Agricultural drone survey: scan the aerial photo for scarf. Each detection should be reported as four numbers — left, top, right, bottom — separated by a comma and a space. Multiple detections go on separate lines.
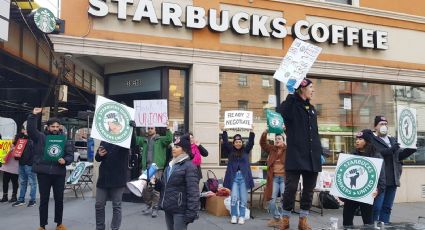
191, 144, 202, 166
167, 153, 189, 181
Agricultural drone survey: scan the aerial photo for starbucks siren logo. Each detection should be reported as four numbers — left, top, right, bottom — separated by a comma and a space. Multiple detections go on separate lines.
398, 108, 416, 147
270, 116, 280, 128
335, 157, 378, 199
34, 8, 56, 33
48, 144, 62, 157
70, 163, 85, 183
95, 102, 131, 144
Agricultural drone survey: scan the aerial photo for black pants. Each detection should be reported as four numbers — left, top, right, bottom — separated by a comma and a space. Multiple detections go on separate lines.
37, 173, 66, 227
2, 172, 18, 196
343, 199, 373, 226
282, 171, 318, 211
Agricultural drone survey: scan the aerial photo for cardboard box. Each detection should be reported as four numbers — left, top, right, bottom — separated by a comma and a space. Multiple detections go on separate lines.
205, 196, 230, 217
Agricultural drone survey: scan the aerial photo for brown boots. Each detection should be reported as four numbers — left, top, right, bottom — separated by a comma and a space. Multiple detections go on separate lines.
279, 216, 311, 230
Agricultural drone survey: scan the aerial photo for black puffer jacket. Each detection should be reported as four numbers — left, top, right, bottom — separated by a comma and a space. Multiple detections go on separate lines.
27, 114, 74, 176
95, 141, 129, 188
160, 156, 199, 224
279, 93, 322, 172
13, 133, 34, 166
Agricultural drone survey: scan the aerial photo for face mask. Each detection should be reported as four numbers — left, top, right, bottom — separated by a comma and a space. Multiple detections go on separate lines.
379, 125, 388, 135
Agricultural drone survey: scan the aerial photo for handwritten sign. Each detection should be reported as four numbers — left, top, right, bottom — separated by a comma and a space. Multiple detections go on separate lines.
224, 111, 253, 130
397, 106, 417, 149
134, 100, 168, 127
0, 140, 13, 164
273, 38, 322, 89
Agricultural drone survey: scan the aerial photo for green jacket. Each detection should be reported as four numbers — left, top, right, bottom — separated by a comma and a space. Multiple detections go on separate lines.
136, 130, 172, 170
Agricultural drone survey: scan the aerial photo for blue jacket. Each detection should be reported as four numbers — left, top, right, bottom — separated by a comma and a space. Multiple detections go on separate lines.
222, 131, 255, 190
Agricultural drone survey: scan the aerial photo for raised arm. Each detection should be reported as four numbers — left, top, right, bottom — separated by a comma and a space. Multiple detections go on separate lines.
198, 145, 209, 157
245, 131, 255, 153
159, 129, 173, 147
278, 94, 296, 123
260, 130, 272, 154
27, 108, 44, 142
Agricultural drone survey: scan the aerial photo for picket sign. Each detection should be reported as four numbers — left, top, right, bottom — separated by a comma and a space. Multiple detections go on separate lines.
224, 111, 253, 130
397, 106, 417, 149
134, 99, 168, 127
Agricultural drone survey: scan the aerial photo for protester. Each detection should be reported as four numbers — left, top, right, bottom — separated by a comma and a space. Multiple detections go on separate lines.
222, 128, 255, 225
28, 108, 74, 230
12, 123, 37, 207
189, 132, 208, 180
371, 116, 416, 223
259, 129, 287, 227
341, 129, 386, 227
95, 141, 129, 230
136, 126, 172, 218
160, 134, 199, 230
278, 78, 322, 230
0, 146, 19, 203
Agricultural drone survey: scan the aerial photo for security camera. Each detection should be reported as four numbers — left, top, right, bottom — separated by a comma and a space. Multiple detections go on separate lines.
64, 53, 73, 58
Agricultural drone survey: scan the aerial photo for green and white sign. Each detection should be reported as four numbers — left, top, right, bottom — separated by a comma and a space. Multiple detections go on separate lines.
330, 153, 383, 205
397, 106, 417, 149
266, 110, 285, 134
34, 8, 56, 33
43, 135, 66, 161
66, 162, 87, 184
91, 96, 135, 149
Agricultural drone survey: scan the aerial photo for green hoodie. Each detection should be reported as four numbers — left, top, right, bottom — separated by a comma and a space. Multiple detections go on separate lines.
136, 129, 172, 170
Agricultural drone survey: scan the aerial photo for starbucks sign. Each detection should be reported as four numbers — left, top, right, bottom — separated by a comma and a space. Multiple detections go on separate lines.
66, 162, 87, 184
34, 8, 56, 33
330, 153, 383, 205
397, 106, 417, 149
48, 144, 63, 157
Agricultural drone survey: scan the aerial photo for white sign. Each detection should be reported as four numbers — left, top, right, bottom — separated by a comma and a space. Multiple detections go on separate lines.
134, 100, 168, 127
330, 153, 383, 205
91, 96, 135, 149
343, 98, 352, 110
397, 106, 417, 149
224, 110, 253, 130
268, 95, 277, 108
273, 39, 322, 89
66, 162, 87, 185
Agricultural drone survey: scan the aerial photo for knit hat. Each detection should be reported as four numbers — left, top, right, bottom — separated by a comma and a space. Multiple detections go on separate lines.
174, 134, 192, 155
47, 117, 61, 126
296, 78, 313, 89
374, 115, 388, 127
355, 129, 374, 143
233, 134, 242, 143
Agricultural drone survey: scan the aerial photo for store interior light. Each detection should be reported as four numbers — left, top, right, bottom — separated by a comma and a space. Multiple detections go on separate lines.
173, 92, 182, 97
169, 85, 177, 91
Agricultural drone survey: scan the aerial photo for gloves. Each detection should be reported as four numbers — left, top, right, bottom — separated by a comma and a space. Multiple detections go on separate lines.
286, 79, 297, 94
129, 120, 136, 128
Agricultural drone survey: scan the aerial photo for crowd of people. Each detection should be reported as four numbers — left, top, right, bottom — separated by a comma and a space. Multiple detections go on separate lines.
0, 78, 417, 230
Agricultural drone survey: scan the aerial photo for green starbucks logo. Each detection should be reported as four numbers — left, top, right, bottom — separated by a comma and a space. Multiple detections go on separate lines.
34, 8, 56, 33
398, 109, 416, 147
335, 157, 377, 199
48, 144, 62, 157
95, 102, 131, 144
70, 163, 85, 182
270, 117, 280, 128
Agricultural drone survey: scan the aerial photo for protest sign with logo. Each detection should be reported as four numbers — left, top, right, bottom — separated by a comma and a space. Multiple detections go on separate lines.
224, 111, 253, 130
0, 140, 13, 164
12, 138, 28, 158
397, 106, 417, 149
134, 99, 168, 127
91, 96, 135, 149
273, 38, 322, 89
330, 153, 383, 205
66, 162, 87, 184
266, 110, 285, 134
44, 135, 66, 161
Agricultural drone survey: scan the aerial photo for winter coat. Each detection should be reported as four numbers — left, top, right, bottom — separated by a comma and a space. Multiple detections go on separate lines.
350, 149, 386, 195
222, 131, 255, 190
259, 131, 287, 202
160, 156, 199, 224
371, 133, 416, 187
13, 134, 34, 166
27, 114, 74, 176
95, 141, 129, 188
0, 151, 19, 174
191, 144, 208, 180
136, 130, 172, 170
279, 93, 322, 172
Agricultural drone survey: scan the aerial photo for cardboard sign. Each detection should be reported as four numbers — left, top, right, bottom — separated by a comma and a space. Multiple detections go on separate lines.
0, 140, 13, 164
397, 106, 417, 149
134, 99, 168, 127
224, 111, 253, 130
12, 138, 28, 158
273, 38, 322, 89
43, 135, 66, 161
330, 153, 383, 205
66, 162, 87, 184
91, 96, 135, 149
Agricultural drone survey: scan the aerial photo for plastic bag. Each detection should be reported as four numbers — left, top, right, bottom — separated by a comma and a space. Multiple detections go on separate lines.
266, 110, 284, 134
224, 196, 250, 220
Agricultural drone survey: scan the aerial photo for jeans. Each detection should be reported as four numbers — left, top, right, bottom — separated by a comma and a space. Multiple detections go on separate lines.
95, 187, 125, 230
165, 212, 188, 230
282, 171, 318, 217
18, 165, 37, 202
373, 185, 397, 223
2, 172, 18, 196
37, 173, 66, 227
343, 199, 373, 226
230, 171, 248, 218
269, 176, 285, 219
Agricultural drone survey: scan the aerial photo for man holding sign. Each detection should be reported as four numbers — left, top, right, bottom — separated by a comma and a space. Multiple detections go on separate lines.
28, 108, 74, 230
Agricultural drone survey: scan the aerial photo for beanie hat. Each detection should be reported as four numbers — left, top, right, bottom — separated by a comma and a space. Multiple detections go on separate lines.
296, 78, 313, 90
233, 134, 242, 143
355, 129, 374, 143
46, 117, 61, 126
374, 115, 388, 127
174, 134, 192, 155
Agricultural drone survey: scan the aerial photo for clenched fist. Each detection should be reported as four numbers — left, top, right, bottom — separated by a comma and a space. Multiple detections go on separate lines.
33, 107, 42, 115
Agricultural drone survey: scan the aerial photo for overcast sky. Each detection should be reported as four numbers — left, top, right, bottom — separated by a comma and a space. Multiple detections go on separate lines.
34, 0, 60, 17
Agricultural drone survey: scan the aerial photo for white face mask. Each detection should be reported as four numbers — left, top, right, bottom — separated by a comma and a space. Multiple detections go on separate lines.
379, 125, 388, 135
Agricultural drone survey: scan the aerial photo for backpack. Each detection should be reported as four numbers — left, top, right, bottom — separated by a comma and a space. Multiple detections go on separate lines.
319, 192, 340, 209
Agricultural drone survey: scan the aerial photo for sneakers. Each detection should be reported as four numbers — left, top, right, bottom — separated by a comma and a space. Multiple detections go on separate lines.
231, 216, 237, 224
238, 217, 245, 225
141, 206, 151, 215
267, 218, 281, 227
28, 201, 36, 207
56, 224, 68, 230
8, 196, 17, 203
151, 208, 158, 218
12, 201, 25, 207
0, 195, 8, 202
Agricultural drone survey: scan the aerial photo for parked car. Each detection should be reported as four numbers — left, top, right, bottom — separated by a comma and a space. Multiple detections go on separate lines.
74, 140, 88, 161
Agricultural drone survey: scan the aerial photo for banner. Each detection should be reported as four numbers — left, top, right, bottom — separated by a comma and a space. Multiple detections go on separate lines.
66, 162, 87, 184
397, 106, 417, 149
224, 111, 253, 130
273, 38, 322, 89
134, 99, 168, 127
43, 135, 66, 161
12, 138, 28, 158
0, 140, 13, 164
330, 153, 383, 205
91, 96, 135, 149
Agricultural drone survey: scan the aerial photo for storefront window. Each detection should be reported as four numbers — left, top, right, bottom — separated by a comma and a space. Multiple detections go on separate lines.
168, 69, 187, 133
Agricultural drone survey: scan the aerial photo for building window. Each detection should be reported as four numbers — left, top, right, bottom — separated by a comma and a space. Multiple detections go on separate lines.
238, 74, 248, 87
168, 69, 187, 133
238, 100, 248, 110
262, 75, 271, 88
359, 107, 370, 124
